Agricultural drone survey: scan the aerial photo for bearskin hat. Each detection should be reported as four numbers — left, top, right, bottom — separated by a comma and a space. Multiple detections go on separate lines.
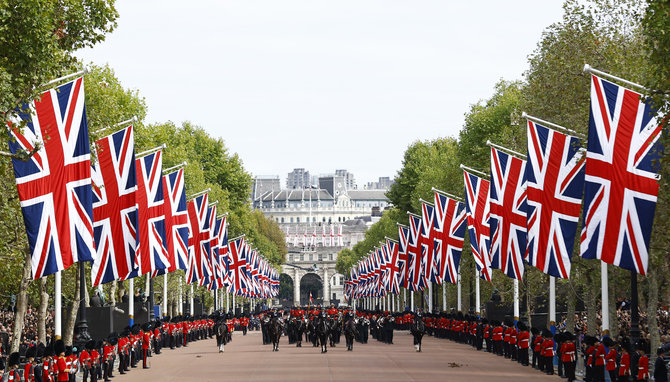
54, 339, 65, 355
25, 346, 37, 359
562, 331, 575, 341
583, 335, 597, 346
86, 340, 96, 351
516, 321, 527, 331
541, 328, 553, 338
602, 337, 615, 348
8, 352, 20, 367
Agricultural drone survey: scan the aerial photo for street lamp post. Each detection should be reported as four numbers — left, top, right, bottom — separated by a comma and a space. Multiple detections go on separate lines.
74, 262, 91, 344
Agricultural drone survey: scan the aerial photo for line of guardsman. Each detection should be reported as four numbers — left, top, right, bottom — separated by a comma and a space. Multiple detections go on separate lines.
265, 306, 423, 352
418, 312, 668, 382
1, 315, 221, 382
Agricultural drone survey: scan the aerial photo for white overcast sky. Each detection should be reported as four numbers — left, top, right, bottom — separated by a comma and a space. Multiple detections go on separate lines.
77, 0, 565, 186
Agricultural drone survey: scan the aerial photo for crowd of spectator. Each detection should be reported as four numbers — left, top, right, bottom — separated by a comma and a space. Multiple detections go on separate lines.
0, 307, 55, 361
557, 302, 670, 346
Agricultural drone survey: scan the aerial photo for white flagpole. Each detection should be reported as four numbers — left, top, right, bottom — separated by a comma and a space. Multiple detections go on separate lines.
513, 279, 520, 319
226, 291, 229, 313
442, 283, 447, 311
456, 269, 463, 312
457, 271, 462, 311
476, 269, 481, 315
391, 294, 395, 312
55, 271, 62, 339
163, 274, 168, 318
549, 276, 556, 327
178, 277, 183, 314
410, 291, 415, 312
601, 262, 609, 333
190, 284, 194, 315
129, 278, 134, 325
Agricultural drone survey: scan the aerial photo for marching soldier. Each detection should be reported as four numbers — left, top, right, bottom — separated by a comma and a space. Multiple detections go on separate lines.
636, 341, 649, 382
531, 327, 542, 369
604, 337, 618, 382
142, 323, 152, 369
24, 346, 37, 382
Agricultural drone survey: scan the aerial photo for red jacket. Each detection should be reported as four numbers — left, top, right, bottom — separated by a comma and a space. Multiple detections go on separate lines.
560, 342, 576, 363
25, 363, 35, 382
594, 343, 607, 366
637, 354, 649, 380
56, 357, 68, 382
618, 353, 630, 376
605, 348, 617, 371
541, 338, 555, 357
142, 332, 151, 350
533, 336, 543, 352
517, 331, 530, 349
492, 327, 503, 341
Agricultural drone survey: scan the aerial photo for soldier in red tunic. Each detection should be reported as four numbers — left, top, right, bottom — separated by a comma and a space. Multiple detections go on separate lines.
541, 329, 555, 375
619, 342, 631, 382
6, 352, 22, 382
142, 323, 153, 369
531, 327, 542, 369
603, 337, 618, 382
25, 346, 37, 382
516, 322, 530, 366
637, 341, 649, 382
560, 332, 577, 382
54, 340, 70, 382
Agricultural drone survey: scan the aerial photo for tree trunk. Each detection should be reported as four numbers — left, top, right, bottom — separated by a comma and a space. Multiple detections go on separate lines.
646, 266, 660, 366
586, 271, 598, 336
37, 277, 49, 344
566, 281, 576, 334
62, 265, 80, 345
10, 250, 33, 353
110, 281, 117, 306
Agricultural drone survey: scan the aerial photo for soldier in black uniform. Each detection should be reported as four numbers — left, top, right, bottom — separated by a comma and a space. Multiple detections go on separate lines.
383, 313, 394, 344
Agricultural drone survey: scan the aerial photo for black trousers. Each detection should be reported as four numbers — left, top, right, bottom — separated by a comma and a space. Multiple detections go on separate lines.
518, 348, 529, 366
545, 356, 554, 374
564, 361, 576, 382
592, 365, 605, 381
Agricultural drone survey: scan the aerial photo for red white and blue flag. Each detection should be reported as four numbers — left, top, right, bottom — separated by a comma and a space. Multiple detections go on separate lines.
463, 171, 492, 281
135, 150, 170, 276
580, 75, 663, 275
162, 168, 189, 273
386, 239, 401, 294
433, 191, 467, 284
90, 125, 138, 285
186, 193, 210, 284
227, 237, 250, 295
406, 214, 425, 291
8, 77, 96, 279
420, 202, 438, 284
489, 147, 527, 280
397, 225, 409, 288
526, 120, 585, 278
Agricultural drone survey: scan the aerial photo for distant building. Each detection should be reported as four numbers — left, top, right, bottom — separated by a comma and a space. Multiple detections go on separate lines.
335, 169, 356, 190
287, 168, 311, 189
366, 176, 394, 190
252, 176, 281, 201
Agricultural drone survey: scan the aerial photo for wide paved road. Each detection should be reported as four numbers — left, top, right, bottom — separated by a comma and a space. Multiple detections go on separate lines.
120, 330, 561, 382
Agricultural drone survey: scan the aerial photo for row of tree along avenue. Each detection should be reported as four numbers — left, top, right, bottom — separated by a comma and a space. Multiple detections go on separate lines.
337, 0, 670, 364
0, 0, 287, 354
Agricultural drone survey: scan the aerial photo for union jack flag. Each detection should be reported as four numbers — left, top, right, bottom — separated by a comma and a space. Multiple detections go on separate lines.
397, 225, 409, 288
580, 75, 663, 275
162, 169, 189, 273
526, 120, 585, 278
203, 204, 219, 288
463, 171, 492, 281
135, 150, 170, 276
386, 239, 401, 294
420, 202, 438, 283
8, 77, 95, 279
90, 125, 138, 286
186, 193, 210, 284
489, 147, 527, 280
433, 191, 467, 284
217, 216, 230, 287
228, 237, 250, 295
407, 214, 426, 291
